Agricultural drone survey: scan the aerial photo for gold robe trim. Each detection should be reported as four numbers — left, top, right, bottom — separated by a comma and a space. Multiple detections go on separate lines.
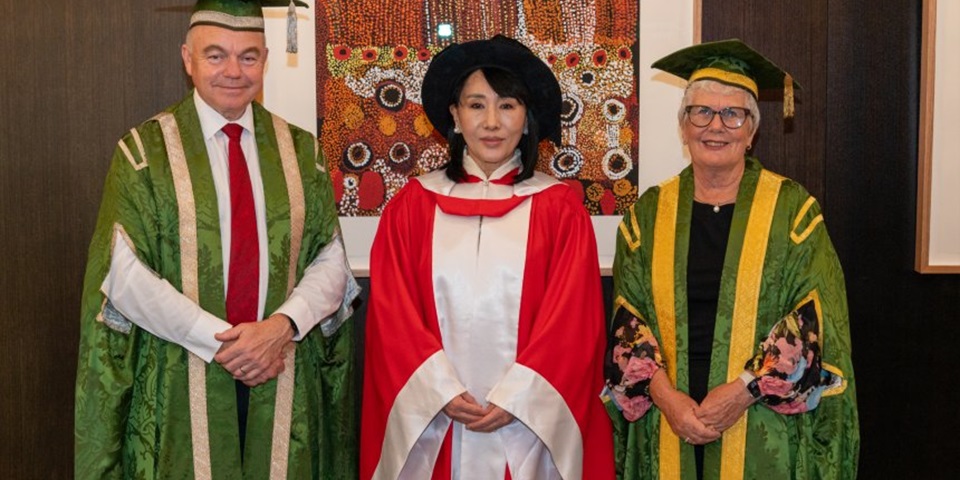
619, 203, 642, 252
720, 169, 783, 480
155, 111, 213, 480
653, 176, 681, 479
268, 113, 303, 480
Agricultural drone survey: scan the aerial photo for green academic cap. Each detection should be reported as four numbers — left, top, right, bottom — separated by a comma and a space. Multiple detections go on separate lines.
190, 0, 309, 53
651, 39, 802, 118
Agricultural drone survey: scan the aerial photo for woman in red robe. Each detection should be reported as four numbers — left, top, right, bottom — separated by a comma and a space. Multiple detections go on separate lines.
360, 35, 615, 480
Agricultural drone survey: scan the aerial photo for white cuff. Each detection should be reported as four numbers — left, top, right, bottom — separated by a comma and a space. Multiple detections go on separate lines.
273, 296, 310, 341
183, 312, 230, 362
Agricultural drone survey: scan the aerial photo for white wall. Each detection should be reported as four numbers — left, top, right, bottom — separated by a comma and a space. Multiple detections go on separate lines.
929, 0, 960, 266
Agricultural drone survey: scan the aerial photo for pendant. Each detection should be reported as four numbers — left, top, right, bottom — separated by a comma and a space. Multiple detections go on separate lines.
713, 204, 720, 213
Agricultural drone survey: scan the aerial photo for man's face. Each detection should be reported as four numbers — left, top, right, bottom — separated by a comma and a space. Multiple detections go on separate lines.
181, 25, 267, 120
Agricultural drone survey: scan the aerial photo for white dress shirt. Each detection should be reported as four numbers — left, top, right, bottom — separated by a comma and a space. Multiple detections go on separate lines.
100, 91, 350, 362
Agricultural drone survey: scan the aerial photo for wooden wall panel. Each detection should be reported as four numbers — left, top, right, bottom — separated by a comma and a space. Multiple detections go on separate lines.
703, 0, 960, 477
824, 1, 960, 476
0, 2, 190, 478
701, 0, 829, 199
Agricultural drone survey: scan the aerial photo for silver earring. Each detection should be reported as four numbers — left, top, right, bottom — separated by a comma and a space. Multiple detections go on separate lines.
523, 125, 529, 134
453, 125, 461, 134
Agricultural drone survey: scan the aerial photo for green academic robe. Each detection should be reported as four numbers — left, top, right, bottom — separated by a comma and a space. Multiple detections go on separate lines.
609, 157, 859, 480
75, 94, 355, 479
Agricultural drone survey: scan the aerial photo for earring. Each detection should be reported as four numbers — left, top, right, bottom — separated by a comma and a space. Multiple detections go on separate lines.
453, 124, 461, 134
523, 124, 529, 134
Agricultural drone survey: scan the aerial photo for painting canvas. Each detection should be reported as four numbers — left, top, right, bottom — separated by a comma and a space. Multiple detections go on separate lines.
315, 0, 640, 216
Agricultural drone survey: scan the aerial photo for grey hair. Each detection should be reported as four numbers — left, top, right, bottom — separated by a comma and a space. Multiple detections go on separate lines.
678, 79, 760, 135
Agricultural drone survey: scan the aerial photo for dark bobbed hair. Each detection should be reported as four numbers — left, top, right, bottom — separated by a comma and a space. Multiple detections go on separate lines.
443, 66, 541, 184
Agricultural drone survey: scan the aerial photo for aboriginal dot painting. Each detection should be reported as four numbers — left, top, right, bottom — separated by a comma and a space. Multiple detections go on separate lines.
316, 0, 639, 215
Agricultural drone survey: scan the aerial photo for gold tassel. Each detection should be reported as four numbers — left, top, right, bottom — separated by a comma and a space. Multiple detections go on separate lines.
783, 73, 795, 118
286, 0, 297, 54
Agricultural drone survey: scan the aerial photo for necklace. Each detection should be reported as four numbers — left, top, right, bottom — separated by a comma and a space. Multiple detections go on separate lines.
694, 195, 733, 213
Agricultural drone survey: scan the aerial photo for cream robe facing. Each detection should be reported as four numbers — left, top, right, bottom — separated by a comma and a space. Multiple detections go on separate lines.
403, 156, 560, 480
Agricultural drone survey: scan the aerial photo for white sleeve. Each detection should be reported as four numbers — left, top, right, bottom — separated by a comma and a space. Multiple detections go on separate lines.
100, 236, 231, 362
272, 233, 350, 339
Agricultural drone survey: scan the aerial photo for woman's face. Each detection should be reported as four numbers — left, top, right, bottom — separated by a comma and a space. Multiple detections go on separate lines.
449, 70, 528, 176
681, 87, 755, 172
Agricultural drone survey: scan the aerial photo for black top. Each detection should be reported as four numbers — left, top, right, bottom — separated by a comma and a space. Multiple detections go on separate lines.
687, 200, 734, 480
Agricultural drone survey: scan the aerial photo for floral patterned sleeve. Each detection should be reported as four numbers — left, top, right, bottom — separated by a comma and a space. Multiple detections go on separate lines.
743, 298, 843, 415
604, 306, 664, 421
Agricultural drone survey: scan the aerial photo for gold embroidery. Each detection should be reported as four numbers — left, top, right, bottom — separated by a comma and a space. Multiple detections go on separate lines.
271, 346, 297, 480
269, 114, 303, 478
187, 355, 211, 480
618, 205, 641, 251
791, 215, 823, 244
117, 135, 147, 171
618, 221, 638, 251
690, 67, 759, 97
790, 196, 823, 244
156, 112, 211, 480
96, 297, 107, 324
273, 115, 305, 298
795, 291, 847, 397
821, 363, 848, 396
792, 196, 816, 230
131, 127, 148, 165
721, 170, 782, 480
613, 295, 645, 320
794, 290, 824, 345
652, 177, 681, 480
790, 197, 823, 245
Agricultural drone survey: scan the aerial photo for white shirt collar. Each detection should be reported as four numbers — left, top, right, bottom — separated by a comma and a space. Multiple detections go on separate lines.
462, 149, 522, 181
193, 89, 255, 140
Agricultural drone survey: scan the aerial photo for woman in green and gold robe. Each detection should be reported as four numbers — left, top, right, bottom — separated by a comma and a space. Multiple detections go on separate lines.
604, 39, 859, 480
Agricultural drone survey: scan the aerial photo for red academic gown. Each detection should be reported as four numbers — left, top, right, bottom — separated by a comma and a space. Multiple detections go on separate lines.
360, 162, 615, 480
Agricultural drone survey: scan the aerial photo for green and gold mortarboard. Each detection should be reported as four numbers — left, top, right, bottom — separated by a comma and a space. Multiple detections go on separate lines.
651, 39, 802, 118
190, 0, 308, 53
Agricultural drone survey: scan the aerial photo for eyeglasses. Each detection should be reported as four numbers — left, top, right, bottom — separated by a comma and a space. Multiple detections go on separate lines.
684, 105, 752, 129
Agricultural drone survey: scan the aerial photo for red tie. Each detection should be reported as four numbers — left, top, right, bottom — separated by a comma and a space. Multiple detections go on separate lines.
222, 123, 259, 325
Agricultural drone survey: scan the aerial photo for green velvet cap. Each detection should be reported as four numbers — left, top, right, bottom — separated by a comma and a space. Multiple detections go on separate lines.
190, 0, 307, 32
652, 39, 801, 117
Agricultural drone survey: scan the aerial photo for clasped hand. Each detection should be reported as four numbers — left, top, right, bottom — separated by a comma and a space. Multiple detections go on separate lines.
442, 392, 515, 433
213, 314, 296, 387
651, 370, 753, 445
695, 379, 756, 434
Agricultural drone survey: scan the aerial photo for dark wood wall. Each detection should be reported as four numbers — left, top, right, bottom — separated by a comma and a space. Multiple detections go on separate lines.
0, 1, 191, 477
1, 1, 957, 478
702, 0, 960, 477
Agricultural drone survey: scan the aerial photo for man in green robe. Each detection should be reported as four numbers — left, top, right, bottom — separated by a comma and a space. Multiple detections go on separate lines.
75, 1, 358, 478
604, 40, 859, 480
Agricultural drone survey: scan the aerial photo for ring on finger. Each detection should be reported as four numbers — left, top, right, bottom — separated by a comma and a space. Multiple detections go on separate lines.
239, 365, 246, 374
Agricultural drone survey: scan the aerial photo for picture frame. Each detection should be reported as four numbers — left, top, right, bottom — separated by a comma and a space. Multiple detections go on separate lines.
262, 1, 701, 276
916, 0, 960, 273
